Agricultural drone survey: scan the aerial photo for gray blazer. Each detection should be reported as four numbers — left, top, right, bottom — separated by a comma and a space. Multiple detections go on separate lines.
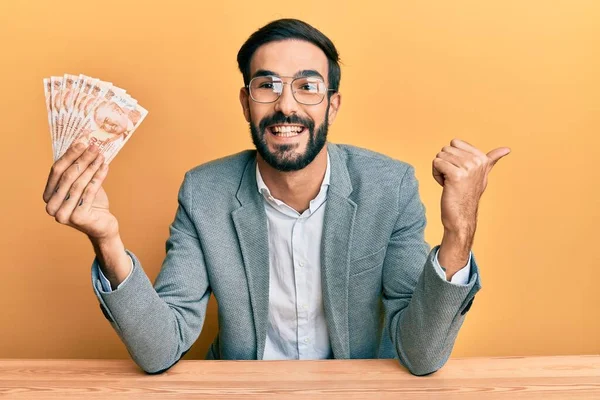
92, 143, 481, 375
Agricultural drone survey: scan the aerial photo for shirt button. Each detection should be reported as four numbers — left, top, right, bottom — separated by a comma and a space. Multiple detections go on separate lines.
298, 262, 304, 268
304, 338, 310, 344
302, 304, 308, 309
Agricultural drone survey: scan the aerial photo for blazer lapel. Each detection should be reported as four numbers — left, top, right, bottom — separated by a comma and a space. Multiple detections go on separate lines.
231, 154, 270, 360
321, 144, 356, 359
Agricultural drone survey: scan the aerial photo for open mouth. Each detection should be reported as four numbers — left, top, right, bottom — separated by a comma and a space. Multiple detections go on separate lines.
268, 124, 306, 138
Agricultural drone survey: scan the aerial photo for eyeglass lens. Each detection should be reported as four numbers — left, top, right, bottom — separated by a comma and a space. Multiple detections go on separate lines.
249, 76, 328, 105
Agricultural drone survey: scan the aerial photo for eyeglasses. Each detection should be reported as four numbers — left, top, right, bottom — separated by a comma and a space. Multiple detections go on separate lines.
247, 75, 335, 105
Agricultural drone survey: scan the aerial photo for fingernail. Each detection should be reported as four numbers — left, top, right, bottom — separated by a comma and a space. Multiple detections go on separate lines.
65, 193, 70, 201
75, 143, 85, 151
89, 144, 99, 153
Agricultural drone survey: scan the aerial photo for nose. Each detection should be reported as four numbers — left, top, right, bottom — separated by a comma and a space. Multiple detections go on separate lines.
274, 82, 299, 116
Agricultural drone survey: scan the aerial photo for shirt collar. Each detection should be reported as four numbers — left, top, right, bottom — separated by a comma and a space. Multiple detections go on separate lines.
256, 151, 331, 212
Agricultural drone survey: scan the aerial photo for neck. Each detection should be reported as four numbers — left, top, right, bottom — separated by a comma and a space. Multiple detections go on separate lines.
257, 144, 328, 213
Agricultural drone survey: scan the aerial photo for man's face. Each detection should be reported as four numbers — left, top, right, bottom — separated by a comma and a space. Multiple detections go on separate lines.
94, 102, 128, 137
240, 40, 340, 172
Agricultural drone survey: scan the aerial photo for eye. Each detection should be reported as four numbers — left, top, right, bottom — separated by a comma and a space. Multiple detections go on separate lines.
295, 78, 324, 93
258, 82, 274, 89
299, 83, 318, 91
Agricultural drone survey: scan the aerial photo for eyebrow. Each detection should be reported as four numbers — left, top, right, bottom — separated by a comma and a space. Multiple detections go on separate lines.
252, 69, 325, 80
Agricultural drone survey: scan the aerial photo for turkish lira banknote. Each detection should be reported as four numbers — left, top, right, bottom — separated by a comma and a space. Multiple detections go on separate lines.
43, 74, 148, 163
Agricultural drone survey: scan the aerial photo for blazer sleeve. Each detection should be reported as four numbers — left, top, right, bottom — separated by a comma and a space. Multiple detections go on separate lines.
382, 165, 481, 376
91, 172, 211, 374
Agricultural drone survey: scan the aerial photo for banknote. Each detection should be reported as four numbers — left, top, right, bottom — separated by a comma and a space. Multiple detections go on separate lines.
62, 81, 114, 157
104, 104, 148, 164
74, 91, 148, 162
61, 75, 87, 150
57, 74, 79, 154
43, 74, 147, 164
62, 76, 99, 153
43, 79, 54, 159
50, 77, 63, 159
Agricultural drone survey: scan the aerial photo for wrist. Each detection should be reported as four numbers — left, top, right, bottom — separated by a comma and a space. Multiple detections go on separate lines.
442, 227, 473, 245
89, 232, 122, 250
89, 234, 131, 289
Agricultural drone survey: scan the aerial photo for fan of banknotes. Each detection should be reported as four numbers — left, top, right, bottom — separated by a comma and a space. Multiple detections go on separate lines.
43, 74, 148, 164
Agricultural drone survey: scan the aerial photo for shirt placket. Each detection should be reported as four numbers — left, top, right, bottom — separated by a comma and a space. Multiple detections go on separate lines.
292, 215, 311, 359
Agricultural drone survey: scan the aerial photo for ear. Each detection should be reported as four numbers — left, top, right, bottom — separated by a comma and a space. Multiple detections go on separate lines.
327, 92, 342, 125
239, 87, 251, 123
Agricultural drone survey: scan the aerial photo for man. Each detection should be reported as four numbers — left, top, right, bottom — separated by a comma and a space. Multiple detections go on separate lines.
43, 19, 509, 375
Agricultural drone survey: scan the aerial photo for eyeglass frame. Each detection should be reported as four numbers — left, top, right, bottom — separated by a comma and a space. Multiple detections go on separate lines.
245, 75, 337, 106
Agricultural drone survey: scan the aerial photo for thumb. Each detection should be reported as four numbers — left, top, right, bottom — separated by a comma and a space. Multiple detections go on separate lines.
487, 147, 511, 167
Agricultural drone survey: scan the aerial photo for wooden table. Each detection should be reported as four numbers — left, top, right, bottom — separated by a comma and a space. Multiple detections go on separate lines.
0, 356, 598, 399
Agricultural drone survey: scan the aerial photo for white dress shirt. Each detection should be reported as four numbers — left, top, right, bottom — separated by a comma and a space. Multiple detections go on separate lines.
259, 154, 333, 359
99, 151, 472, 360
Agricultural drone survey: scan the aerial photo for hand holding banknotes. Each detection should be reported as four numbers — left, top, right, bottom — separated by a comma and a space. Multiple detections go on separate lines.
43, 142, 115, 239
42, 74, 147, 288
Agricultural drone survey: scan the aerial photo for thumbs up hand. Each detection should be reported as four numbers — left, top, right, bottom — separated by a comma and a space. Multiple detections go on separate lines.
432, 138, 510, 277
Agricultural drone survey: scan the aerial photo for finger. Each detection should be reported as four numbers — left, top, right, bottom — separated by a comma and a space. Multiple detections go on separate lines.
54, 153, 104, 225
43, 142, 87, 202
432, 159, 445, 186
441, 145, 471, 158
487, 147, 511, 167
443, 145, 491, 171
70, 163, 109, 223
432, 157, 460, 186
45, 145, 100, 217
438, 147, 468, 169
450, 138, 485, 157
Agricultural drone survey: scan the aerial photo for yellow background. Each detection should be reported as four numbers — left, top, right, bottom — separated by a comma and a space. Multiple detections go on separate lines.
0, 0, 598, 360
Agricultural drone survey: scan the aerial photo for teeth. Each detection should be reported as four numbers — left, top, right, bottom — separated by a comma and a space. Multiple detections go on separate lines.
272, 125, 303, 134
275, 131, 299, 137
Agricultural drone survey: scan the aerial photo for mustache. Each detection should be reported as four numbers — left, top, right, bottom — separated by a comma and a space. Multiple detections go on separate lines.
258, 112, 315, 134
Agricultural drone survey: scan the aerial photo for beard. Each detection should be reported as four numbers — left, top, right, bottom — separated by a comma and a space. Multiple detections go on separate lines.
249, 107, 329, 172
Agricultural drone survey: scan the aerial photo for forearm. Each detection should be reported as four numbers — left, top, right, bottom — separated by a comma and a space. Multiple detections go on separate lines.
91, 250, 211, 373
90, 234, 132, 290
92, 259, 194, 373
390, 247, 479, 375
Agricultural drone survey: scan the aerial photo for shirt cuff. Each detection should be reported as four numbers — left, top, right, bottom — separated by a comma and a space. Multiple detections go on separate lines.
98, 255, 135, 292
434, 248, 471, 285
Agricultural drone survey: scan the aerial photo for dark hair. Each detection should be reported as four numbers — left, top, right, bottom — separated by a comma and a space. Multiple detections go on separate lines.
237, 19, 341, 95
